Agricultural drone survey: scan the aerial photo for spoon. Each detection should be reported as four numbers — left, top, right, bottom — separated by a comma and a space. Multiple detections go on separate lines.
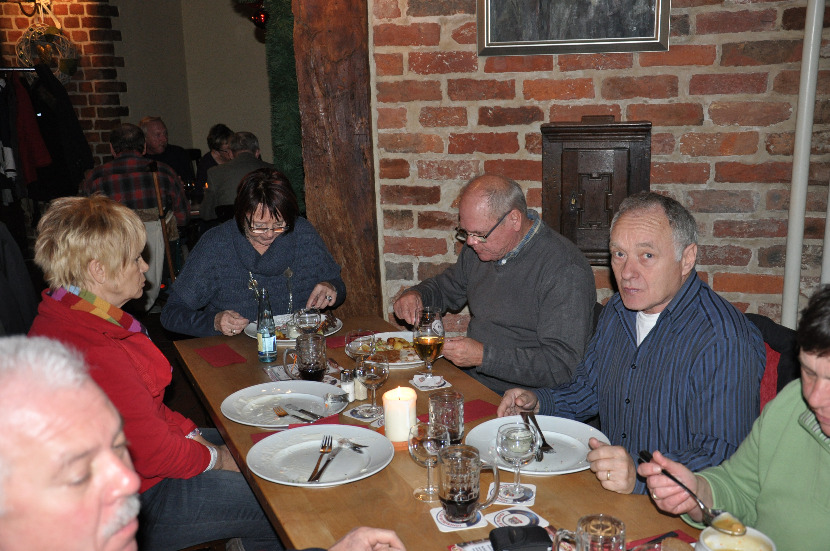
638, 451, 746, 536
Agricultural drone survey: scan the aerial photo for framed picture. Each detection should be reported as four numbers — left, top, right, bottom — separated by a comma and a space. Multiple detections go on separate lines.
476, 0, 670, 56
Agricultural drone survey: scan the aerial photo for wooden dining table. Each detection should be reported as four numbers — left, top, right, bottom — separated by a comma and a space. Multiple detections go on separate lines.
173, 315, 699, 550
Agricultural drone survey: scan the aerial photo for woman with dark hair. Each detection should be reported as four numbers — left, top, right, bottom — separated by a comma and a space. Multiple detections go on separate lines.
161, 167, 345, 337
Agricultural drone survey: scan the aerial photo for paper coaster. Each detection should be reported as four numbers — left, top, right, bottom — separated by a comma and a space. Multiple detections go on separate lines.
484, 505, 548, 528
429, 507, 489, 532
410, 376, 453, 391
342, 406, 383, 423
489, 482, 537, 506
370, 415, 385, 429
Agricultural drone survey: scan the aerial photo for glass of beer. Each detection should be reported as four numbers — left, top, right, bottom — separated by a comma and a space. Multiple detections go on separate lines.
414, 306, 444, 379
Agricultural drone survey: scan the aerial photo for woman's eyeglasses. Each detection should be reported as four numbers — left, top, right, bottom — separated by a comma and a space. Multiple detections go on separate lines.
248, 224, 287, 235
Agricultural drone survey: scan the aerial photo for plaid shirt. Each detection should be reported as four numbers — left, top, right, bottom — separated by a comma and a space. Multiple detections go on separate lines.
81, 152, 189, 225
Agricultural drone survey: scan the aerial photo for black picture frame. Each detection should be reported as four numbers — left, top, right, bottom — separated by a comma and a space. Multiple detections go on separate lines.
477, 0, 670, 56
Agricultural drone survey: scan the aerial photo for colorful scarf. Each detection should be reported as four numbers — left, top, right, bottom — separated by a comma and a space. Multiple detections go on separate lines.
50, 286, 146, 335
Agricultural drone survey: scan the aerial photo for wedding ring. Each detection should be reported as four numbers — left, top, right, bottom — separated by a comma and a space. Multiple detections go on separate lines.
652, 491, 658, 500
231, 329, 236, 334
326, 295, 333, 301
606, 470, 611, 481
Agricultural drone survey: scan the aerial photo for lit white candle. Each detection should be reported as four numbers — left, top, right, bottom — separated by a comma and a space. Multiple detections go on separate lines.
382, 386, 417, 441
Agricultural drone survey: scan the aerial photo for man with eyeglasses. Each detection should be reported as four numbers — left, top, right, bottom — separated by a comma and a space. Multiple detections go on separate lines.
200, 131, 274, 222
393, 173, 596, 395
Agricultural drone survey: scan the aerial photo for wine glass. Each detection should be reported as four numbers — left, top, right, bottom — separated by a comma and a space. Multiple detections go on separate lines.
353, 353, 389, 417
496, 421, 541, 502
345, 330, 376, 369
413, 306, 444, 378
294, 308, 322, 334
408, 422, 450, 502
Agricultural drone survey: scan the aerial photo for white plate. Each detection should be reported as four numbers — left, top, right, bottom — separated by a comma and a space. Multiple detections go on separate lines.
220, 381, 347, 428
247, 424, 395, 487
345, 331, 424, 369
243, 314, 343, 343
464, 415, 609, 476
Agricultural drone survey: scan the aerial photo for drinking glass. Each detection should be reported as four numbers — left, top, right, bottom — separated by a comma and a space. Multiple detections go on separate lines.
353, 353, 389, 417
429, 389, 464, 444
496, 421, 541, 502
408, 422, 450, 502
413, 306, 444, 378
345, 330, 376, 370
294, 308, 322, 334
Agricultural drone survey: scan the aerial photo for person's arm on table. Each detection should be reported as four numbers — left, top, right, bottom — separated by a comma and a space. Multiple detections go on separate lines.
161, 290, 238, 337
393, 290, 423, 327
638, 450, 710, 522
325, 527, 406, 551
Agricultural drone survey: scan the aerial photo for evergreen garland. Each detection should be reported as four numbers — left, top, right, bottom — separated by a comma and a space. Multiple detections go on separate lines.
236, 0, 305, 213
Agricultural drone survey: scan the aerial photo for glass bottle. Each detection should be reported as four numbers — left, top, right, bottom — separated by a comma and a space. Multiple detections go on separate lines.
257, 288, 277, 363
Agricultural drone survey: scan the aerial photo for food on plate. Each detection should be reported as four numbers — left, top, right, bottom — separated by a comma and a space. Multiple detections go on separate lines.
661, 538, 693, 551
374, 336, 420, 363
385, 337, 410, 350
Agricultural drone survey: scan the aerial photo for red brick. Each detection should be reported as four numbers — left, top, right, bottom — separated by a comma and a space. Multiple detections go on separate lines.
373, 0, 401, 19
377, 107, 406, 129
526, 187, 541, 208
757, 245, 789, 269
650, 162, 710, 184
810, 130, 830, 154
420, 107, 467, 127
483, 160, 542, 182
689, 73, 768, 95
478, 106, 543, 126
70, 30, 90, 42
448, 133, 519, 154
687, 190, 756, 213
408, 0, 475, 16
715, 161, 791, 183
627, 103, 704, 126
384, 236, 447, 257
379, 158, 410, 179
558, 53, 632, 71
373, 23, 440, 47
698, 245, 752, 266
377, 80, 442, 103
416, 160, 480, 180
377, 133, 443, 153
81, 17, 110, 29
63, 16, 81, 29
639, 45, 717, 66
721, 41, 802, 66
678, 132, 759, 156
713, 273, 783, 295
409, 51, 478, 75
419, 211, 457, 230
383, 209, 414, 230
374, 53, 403, 76
380, 184, 442, 205
766, 189, 827, 213
709, 102, 791, 126
523, 78, 594, 101
526, 133, 542, 155
814, 100, 830, 124
673, 0, 720, 6
549, 104, 622, 122
484, 56, 554, 73
70, 3, 85, 15
782, 6, 830, 30
671, 14, 691, 37
602, 75, 678, 100
452, 22, 477, 44
696, 10, 777, 34
448, 79, 516, 101
652, 133, 676, 155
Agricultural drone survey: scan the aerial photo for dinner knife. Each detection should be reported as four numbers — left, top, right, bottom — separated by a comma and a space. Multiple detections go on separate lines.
280, 405, 317, 422
296, 407, 324, 420
310, 445, 342, 482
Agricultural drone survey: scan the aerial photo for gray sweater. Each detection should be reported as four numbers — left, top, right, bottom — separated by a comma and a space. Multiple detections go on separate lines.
411, 219, 596, 395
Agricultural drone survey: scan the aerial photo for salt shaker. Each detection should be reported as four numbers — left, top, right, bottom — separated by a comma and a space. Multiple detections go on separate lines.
340, 370, 355, 402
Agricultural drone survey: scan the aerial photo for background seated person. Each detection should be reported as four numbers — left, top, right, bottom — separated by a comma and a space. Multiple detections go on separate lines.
140, 115, 196, 184
162, 168, 345, 337
194, 123, 234, 203
393, 173, 596, 395
639, 285, 830, 551
27, 196, 283, 551
499, 192, 765, 494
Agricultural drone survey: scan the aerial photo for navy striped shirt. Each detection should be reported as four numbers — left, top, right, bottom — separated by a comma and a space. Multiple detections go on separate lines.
536, 271, 765, 494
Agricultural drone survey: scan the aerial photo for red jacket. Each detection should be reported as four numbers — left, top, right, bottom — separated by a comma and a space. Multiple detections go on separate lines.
29, 291, 209, 492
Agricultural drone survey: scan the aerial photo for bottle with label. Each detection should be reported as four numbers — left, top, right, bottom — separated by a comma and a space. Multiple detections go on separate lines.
257, 288, 277, 363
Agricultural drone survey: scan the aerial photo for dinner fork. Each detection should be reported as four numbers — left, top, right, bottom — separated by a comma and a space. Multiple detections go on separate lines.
308, 435, 333, 482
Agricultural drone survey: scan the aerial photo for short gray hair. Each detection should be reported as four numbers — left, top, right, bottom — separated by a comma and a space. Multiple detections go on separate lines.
462, 173, 527, 218
610, 192, 698, 261
0, 337, 90, 513
230, 131, 259, 154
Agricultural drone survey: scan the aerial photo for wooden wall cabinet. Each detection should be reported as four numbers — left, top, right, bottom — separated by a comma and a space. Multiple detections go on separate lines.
541, 117, 652, 265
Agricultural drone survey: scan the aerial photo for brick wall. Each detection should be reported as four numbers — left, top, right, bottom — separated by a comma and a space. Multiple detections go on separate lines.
1, 0, 125, 166
372, 0, 830, 326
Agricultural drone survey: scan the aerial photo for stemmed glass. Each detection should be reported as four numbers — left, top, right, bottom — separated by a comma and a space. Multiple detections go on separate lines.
294, 308, 322, 334
345, 330, 376, 370
353, 353, 389, 417
413, 306, 444, 378
496, 421, 541, 503
408, 422, 450, 502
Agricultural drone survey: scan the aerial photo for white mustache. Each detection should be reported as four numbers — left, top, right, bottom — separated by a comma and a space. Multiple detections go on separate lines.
103, 494, 140, 539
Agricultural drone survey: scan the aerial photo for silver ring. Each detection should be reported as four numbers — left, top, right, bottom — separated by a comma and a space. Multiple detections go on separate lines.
231, 329, 236, 335
606, 470, 611, 481
652, 491, 658, 500
326, 295, 333, 301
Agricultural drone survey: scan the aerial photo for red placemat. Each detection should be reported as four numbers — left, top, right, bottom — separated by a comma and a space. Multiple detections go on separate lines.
327, 335, 346, 348
417, 399, 498, 424
195, 344, 247, 367
250, 414, 341, 443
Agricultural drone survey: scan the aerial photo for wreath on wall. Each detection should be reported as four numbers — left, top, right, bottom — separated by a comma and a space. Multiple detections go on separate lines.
15, 22, 79, 84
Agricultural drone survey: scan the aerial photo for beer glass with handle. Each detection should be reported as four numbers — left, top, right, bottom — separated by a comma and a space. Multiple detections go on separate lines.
413, 306, 444, 379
